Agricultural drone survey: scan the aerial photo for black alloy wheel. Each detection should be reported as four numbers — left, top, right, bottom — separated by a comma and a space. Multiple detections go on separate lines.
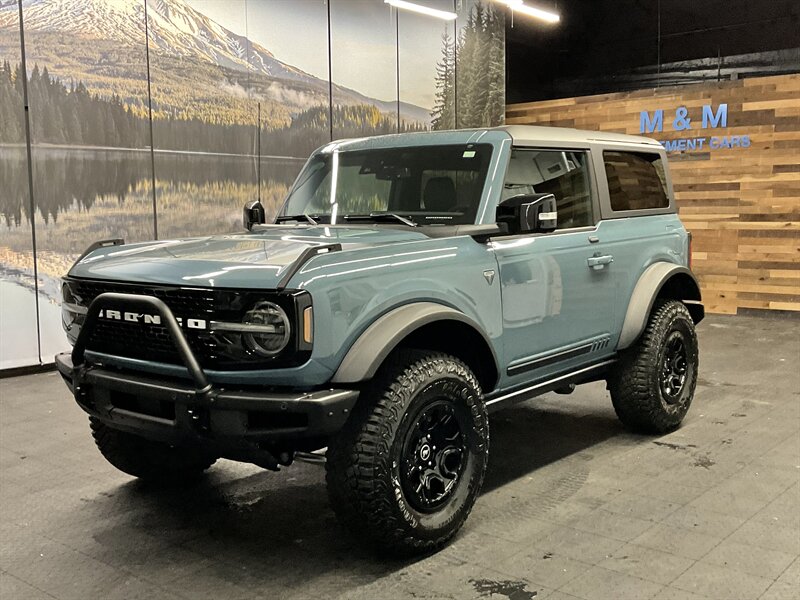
660, 331, 688, 402
400, 399, 467, 512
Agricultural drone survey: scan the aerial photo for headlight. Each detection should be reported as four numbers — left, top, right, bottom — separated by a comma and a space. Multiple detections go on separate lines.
242, 301, 291, 356
210, 301, 290, 357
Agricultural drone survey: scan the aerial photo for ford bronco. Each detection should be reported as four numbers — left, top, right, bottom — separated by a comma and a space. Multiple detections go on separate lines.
56, 125, 703, 554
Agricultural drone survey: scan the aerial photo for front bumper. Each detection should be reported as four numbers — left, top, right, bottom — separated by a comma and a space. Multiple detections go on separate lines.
57, 292, 358, 455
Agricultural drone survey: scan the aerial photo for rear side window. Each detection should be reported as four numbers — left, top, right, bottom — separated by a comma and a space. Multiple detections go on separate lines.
603, 151, 669, 211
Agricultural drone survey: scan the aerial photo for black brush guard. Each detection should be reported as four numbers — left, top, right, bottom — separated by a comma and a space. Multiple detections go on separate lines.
56, 293, 358, 467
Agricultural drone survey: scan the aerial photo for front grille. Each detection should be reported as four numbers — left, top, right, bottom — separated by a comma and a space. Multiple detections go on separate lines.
70, 280, 223, 368
67, 279, 307, 370
70, 280, 221, 315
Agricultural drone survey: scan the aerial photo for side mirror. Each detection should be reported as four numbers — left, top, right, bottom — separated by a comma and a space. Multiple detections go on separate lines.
497, 193, 557, 235
243, 199, 266, 231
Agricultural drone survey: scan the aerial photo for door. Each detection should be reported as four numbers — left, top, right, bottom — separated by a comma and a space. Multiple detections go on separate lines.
491, 148, 616, 387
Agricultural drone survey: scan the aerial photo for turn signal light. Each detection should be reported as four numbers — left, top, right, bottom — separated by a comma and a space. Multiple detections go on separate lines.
303, 306, 313, 344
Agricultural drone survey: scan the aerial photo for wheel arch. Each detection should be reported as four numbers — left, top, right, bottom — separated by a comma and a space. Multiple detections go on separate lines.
331, 302, 500, 393
618, 263, 704, 350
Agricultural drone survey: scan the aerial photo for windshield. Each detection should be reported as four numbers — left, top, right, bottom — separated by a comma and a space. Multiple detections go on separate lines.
281, 144, 493, 225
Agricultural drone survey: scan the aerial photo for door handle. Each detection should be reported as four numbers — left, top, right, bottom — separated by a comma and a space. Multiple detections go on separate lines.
587, 254, 614, 269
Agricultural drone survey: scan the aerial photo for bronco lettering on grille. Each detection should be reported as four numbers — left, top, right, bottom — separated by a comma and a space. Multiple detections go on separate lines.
97, 310, 207, 330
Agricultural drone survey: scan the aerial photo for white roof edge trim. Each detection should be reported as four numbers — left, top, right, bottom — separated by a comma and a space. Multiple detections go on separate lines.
497, 124, 662, 148
587, 137, 663, 147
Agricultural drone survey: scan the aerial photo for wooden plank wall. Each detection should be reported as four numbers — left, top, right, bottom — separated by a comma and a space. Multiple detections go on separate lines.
506, 73, 800, 314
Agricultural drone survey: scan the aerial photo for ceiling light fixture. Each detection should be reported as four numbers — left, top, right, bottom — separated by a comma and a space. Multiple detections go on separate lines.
384, 0, 458, 21
495, 0, 560, 23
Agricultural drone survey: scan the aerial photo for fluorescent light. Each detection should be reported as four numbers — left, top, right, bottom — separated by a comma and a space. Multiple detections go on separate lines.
495, 0, 560, 23
513, 3, 560, 22
384, 0, 457, 21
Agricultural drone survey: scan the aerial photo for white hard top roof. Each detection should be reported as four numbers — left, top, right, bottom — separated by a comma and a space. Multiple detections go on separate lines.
316, 124, 663, 154
495, 124, 663, 148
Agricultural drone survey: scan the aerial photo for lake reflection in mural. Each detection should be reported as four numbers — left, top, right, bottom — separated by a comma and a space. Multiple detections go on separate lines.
1, 147, 300, 276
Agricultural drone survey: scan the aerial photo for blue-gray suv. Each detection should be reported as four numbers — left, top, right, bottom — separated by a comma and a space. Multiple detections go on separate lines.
56, 125, 704, 554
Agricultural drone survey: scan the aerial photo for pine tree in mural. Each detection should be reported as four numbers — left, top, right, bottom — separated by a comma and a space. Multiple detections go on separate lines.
482, 6, 506, 126
431, 32, 456, 130
459, 4, 489, 127
431, 1, 505, 131
0, 60, 24, 144
1, 64, 427, 157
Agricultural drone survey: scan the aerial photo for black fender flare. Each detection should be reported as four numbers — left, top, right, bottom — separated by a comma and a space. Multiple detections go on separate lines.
331, 302, 499, 384
618, 263, 704, 350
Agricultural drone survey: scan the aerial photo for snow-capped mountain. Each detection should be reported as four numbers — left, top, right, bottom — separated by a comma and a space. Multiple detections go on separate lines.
0, 0, 431, 123
5, 0, 316, 83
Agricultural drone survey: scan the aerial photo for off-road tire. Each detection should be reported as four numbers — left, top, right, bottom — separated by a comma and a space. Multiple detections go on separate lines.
90, 418, 216, 481
609, 300, 699, 433
325, 350, 489, 555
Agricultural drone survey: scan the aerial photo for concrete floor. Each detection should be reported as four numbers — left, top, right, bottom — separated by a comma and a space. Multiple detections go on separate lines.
1, 313, 798, 600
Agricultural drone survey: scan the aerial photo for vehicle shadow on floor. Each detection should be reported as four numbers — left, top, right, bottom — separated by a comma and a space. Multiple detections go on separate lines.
483, 401, 625, 493
83, 398, 630, 593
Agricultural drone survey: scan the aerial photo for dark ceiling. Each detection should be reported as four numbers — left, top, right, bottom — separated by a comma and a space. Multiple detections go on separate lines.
505, 0, 800, 103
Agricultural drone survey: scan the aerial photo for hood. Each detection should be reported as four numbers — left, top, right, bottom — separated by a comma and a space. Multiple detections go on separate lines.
68, 225, 430, 288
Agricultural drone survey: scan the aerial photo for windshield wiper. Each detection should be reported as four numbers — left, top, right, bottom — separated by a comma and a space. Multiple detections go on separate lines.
343, 213, 417, 227
275, 214, 319, 225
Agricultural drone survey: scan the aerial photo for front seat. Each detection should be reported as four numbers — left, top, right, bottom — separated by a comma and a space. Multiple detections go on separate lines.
423, 177, 457, 212
501, 153, 538, 201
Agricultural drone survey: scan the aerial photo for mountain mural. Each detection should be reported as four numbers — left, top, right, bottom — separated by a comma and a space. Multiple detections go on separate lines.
0, 0, 431, 126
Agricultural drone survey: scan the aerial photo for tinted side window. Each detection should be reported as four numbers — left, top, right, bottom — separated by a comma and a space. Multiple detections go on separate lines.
502, 149, 594, 229
603, 151, 669, 211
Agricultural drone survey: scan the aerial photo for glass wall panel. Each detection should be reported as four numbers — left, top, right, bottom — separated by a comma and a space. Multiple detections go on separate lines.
149, 1, 333, 233
21, 0, 155, 361
456, 0, 505, 128
147, 0, 257, 238
244, 0, 330, 220
330, 0, 400, 139
398, 0, 456, 131
0, 3, 40, 368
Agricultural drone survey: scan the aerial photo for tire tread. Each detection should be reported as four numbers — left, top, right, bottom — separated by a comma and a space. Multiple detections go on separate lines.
325, 350, 488, 555
609, 300, 699, 433
90, 418, 216, 481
